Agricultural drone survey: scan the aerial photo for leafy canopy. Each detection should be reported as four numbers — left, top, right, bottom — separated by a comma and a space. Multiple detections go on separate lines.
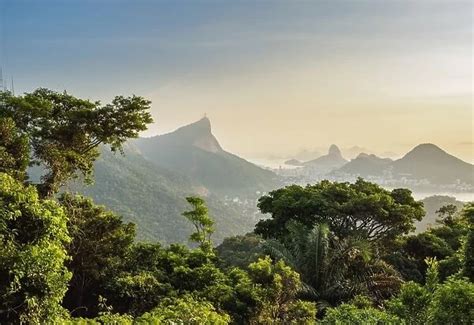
59, 194, 136, 317
255, 178, 424, 246
0, 89, 153, 197
0, 173, 71, 324
0, 118, 29, 181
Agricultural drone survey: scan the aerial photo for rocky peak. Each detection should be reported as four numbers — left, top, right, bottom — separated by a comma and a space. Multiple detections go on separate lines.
328, 144, 342, 157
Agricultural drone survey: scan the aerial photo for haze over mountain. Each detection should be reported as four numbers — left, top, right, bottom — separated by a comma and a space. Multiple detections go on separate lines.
77, 145, 259, 244
300, 145, 348, 174
416, 195, 465, 233
391, 144, 474, 185
336, 153, 393, 177
133, 117, 279, 196
332, 143, 474, 187
70, 118, 281, 244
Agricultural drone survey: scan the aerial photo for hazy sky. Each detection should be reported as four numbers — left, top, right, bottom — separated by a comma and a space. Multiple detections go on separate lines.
1, 0, 472, 162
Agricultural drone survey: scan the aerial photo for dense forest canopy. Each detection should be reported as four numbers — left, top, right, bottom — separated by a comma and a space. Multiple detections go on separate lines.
0, 89, 472, 324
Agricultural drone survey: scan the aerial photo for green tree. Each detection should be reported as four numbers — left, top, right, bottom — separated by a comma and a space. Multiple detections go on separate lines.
59, 194, 135, 317
183, 196, 215, 252
387, 281, 431, 325
263, 221, 401, 307
0, 173, 71, 324
135, 295, 231, 324
436, 204, 458, 226
255, 179, 424, 247
216, 233, 265, 269
247, 256, 317, 324
391, 206, 469, 283
321, 303, 400, 325
0, 118, 29, 181
388, 257, 474, 324
428, 277, 474, 324
0, 89, 152, 197
461, 203, 474, 281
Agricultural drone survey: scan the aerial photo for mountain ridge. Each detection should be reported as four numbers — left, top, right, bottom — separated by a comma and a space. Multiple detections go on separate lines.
333, 143, 474, 186
133, 117, 280, 196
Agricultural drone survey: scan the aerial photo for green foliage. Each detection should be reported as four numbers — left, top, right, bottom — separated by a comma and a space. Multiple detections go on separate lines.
436, 204, 458, 226
64, 313, 134, 324
247, 256, 317, 324
428, 277, 474, 324
135, 295, 231, 324
216, 233, 265, 269
103, 243, 173, 316
78, 146, 254, 244
387, 282, 431, 324
182, 196, 214, 252
416, 195, 465, 233
390, 204, 469, 283
263, 221, 402, 307
0, 117, 29, 181
388, 257, 474, 324
404, 233, 453, 261
388, 277, 474, 325
0, 89, 152, 197
59, 194, 135, 317
0, 173, 71, 324
462, 203, 474, 281
256, 178, 424, 246
322, 303, 401, 325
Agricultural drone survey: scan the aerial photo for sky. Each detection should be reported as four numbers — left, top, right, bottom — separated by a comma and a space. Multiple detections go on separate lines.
1, 0, 472, 162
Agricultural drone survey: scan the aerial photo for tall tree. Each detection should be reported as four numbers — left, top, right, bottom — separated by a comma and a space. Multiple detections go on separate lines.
255, 178, 424, 247
263, 221, 401, 307
0, 89, 153, 197
461, 203, 474, 281
58, 194, 135, 317
182, 197, 215, 252
0, 173, 71, 324
0, 117, 29, 181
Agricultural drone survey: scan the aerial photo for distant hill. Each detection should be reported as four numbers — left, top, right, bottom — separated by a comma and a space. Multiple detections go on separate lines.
133, 117, 280, 196
284, 159, 304, 166
416, 195, 465, 233
336, 153, 393, 177
302, 145, 348, 174
332, 144, 474, 187
392, 144, 474, 185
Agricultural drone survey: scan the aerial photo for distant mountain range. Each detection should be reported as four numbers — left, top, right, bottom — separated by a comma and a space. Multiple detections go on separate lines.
37, 117, 471, 244
285, 145, 348, 173
333, 143, 474, 186
336, 153, 392, 176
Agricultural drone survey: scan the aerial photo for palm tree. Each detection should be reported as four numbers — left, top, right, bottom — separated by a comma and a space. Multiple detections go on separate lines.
263, 221, 401, 309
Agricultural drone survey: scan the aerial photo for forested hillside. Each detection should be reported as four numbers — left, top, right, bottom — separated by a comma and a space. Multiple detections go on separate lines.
78, 145, 258, 244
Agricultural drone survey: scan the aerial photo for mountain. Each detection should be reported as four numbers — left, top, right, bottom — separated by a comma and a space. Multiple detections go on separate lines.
336, 153, 393, 177
70, 117, 281, 244
342, 146, 372, 160
302, 145, 348, 174
391, 144, 474, 185
415, 195, 465, 233
332, 144, 474, 187
133, 117, 280, 196
75, 144, 262, 245
284, 159, 304, 166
